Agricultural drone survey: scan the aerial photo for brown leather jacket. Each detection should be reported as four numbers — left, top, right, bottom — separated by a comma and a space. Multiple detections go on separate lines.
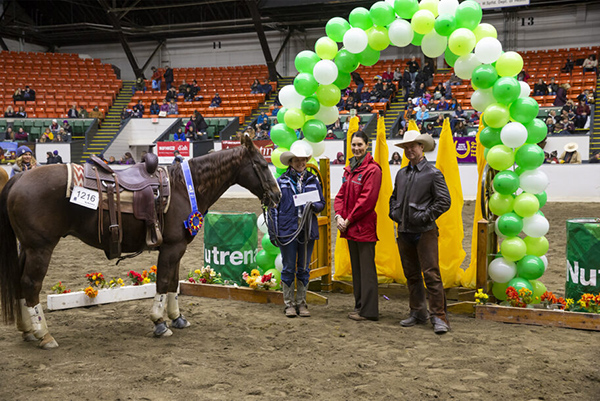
389, 157, 451, 233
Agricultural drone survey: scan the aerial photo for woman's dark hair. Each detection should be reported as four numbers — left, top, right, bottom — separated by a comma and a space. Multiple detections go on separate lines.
351, 130, 369, 144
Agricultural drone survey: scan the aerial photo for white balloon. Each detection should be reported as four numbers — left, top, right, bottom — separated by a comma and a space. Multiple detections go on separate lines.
274, 253, 283, 272
454, 53, 481, 80
290, 139, 313, 157
540, 255, 548, 269
522, 214, 550, 237
501, 122, 528, 148
256, 213, 268, 234
438, 0, 459, 15
471, 88, 495, 112
474, 37, 503, 64
313, 59, 338, 85
421, 31, 447, 58
343, 27, 368, 54
279, 85, 304, 109
304, 139, 325, 158
488, 257, 517, 283
519, 169, 549, 194
313, 105, 339, 125
388, 19, 414, 48
519, 81, 531, 98
495, 219, 507, 239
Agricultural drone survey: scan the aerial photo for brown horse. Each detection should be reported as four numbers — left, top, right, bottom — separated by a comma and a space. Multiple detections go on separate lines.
0, 135, 280, 349
0, 168, 8, 192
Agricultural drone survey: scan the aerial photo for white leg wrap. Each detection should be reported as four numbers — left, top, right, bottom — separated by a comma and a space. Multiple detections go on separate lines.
27, 303, 49, 340
166, 292, 180, 320
17, 299, 34, 334
150, 293, 166, 322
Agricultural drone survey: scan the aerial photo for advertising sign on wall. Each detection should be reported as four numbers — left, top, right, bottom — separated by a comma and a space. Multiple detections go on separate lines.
222, 139, 274, 163
156, 142, 192, 164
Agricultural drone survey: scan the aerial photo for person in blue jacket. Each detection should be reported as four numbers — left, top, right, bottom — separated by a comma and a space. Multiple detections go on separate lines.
269, 146, 325, 318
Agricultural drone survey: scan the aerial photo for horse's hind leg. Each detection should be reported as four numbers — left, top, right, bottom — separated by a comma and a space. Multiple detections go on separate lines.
20, 246, 59, 349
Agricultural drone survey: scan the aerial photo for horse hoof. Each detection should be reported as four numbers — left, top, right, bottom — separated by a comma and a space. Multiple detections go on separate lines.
153, 321, 173, 337
171, 315, 191, 329
39, 333, 59, 350
22, 331, 37, 342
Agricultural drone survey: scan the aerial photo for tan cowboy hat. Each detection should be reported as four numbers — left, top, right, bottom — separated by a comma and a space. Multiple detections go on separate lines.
280, 146, 312, 166
395, 130, 435, 152
564, 142, 578, 152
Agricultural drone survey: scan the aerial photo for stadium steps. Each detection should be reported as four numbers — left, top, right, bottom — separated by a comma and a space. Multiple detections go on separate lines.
385, 97, 406, 138
234, 77, 293, 137
590, 75, 600, 157
80, 81, 134, 162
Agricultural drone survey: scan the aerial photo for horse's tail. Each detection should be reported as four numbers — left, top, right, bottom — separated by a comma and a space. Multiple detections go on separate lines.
0, 175, 22, 324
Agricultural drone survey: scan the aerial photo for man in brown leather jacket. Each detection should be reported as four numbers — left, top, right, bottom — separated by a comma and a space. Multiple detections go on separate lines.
389, 130, 451, 334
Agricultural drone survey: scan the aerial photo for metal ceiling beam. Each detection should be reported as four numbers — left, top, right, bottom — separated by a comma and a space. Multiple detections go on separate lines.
273, 28, 292, 65
108, 1, 238, 13
118, 0, 143, 20
246, 0, 277, 82
141, 40, 165, 74
0, 37, 9, 51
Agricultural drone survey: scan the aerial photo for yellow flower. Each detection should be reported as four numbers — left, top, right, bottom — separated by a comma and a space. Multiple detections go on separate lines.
84, 286, 98, 298
142, 277, 151, 284
194, 269, 201, 275
92, 275, 97, 280
117, 278, 124, 286
251, 269, 260, 277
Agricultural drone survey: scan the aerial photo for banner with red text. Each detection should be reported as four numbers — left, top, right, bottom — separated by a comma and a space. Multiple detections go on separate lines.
156, 141, 192, 164
221, 140, 274, 163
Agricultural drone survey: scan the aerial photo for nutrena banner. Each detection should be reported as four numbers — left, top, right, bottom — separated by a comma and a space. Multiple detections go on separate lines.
156, 141, 191, 164
222, 140, 274, 162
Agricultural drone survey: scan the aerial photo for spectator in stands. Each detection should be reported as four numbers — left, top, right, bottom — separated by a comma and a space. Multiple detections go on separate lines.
422, 60, 435, 87
168, 100, 179, 115
575, 100, 591, 128
13, 88, 23, 103
401, 104, 416, 129
79, 106, 89, 119
16, 106, 27, 118
4, 106, 15, 118
260, 80, 273, 96
390, 151, 402, 165
407, 56, 420, 81
186, 125, 198, 141
401, 67, 412, 101
132, 77, 146, 95
561, 101, 575, 117
548, 109, 558, 123
49, 119, 60, 135
40, 128, 54, 143
165, 87, 178, 102
159, 100, 169, 114
46, 151, 55, 164
342, 119, 349, 133
425, 123, 437, 137
436, 97, 450, 111
378, 83, 393, 102
560, 116, 575, 134
250, 79, 261, 94
255, 127, 269, 140
416, 105, 429, 125
433, 83, 445, 101
190, 79, 202, 100
331, 152, 345, 165
184, 87, 195, 102
351, 71, 365, 94
120, 152, 135, 165
582, 55, 597, 73
242, 127, 256, 140
447, 73, 462, 86
89, 106, 103, 120
544, 150, 559, 164
11, 146, 37, 176
451, 104, 466, 130
469, 111, 480, 126
164, 66, 174, 90
255, 111, 270, 132
548, 77, 558, 95
174, 128, 186, 141
132, 105, 143, 118
178, 80, 189, 95
121, 107, 133, 121
561, 58, 574, 73
209, 93, 222, 108
545, 117, 555, 134
3, 126, 14, 141
149, 100, 160, 115
325, 129, 336, 140
172, 150, 183, 164
577, 89, 593, 105
151, 66, 162, 91
589, 151, 600, 164
454, 120, 468, 137
68, 104, 79, 118
15, 127, 28, 141
53, 150, 63, 164
107, 156, 117, 164
552, 122, 563, 135
559, 143, 581, 164
54, 128, 67, 142
517, 70, 530, 82
62, 120, 73, 136
382, 67, 393, 83
22, 86, 35, 102
533, 79, 548, 96
413, 83, 426, 99
553, 83, 570, 106
393, 67, 402, 82
194, 111, 209, 136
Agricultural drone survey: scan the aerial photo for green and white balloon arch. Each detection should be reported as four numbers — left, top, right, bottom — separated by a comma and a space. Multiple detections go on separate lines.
269, 0, 550, 299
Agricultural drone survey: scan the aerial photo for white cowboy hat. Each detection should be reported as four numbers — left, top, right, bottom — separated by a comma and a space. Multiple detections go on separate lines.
395, 130, 436, 152
564, 142, 578, 152
280, 147, 312, 166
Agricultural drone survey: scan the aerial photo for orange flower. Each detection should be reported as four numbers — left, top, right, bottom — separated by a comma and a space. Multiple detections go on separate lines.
84, 286, 98, 298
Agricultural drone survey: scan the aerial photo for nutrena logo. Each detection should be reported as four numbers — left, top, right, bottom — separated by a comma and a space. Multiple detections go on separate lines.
567, 260, 598, 286
204, 246, 257, 266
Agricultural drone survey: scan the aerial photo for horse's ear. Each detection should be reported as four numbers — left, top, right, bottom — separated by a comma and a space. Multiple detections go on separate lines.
241, 133, 254, 150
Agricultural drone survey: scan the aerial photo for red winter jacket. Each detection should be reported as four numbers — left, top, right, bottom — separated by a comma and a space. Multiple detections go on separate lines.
334, 153, 382, 242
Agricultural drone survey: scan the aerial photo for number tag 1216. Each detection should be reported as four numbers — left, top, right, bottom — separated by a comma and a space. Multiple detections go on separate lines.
70, 186, 99, 210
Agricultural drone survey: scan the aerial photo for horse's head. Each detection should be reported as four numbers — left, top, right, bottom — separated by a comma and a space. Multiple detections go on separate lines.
237, 135, 281, 208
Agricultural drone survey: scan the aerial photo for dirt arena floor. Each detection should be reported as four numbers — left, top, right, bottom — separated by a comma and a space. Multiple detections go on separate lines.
0, 199, 598, 400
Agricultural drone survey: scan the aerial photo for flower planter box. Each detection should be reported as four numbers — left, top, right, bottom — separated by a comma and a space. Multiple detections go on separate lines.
179, 281, 328, 305
47, 284, 157, 311
475, 304, 600, 331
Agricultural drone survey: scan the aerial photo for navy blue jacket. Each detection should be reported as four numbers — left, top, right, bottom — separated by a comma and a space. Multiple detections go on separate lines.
269, 169, 325, 242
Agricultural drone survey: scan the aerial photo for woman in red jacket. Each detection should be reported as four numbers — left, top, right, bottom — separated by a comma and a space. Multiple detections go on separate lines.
334, 130, 382, 321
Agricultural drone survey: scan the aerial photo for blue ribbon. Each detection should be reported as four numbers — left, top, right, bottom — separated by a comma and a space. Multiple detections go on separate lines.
182, 160, 202, 236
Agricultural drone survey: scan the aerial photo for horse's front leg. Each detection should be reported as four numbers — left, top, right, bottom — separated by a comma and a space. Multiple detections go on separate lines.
151, 242, 188, 337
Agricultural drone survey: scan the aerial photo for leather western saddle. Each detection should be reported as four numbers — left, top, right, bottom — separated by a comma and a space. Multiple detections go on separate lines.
83, 153, 170, 259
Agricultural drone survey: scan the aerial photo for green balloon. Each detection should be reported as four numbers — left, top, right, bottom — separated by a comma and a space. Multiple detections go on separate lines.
444, 47, 459, 67
496, 51, 523, 78
411, 9, 435, 35
261, 233, 280, 255
293, 73, 319, 97
515, 144, 544, 170
489, 192, 515, 216
534, 191, 547, 208
366, 26, 390, 51
455, 0, 482, 30
284, 108, 306, 130
316, 84, 341, 107
263, 268, 281, 290
501, 237, 527, 262
369, 1, 396, 27
517, 255, 545, 280
479, 126, 502, 148
513, 192, 540, 218
271, 147, 289, 169
497, 212, 523, 237
301, 96, 321, 116
358, 45, 380, 67
411, 32, 424, 46
277, 107, 288, 122
524, 236, 549, 257
326, 17, 351, 42
394, 0, 419, 19
487, 144, 514, 171
492, 77, 521, 105
334, 49, 360, 73
483, 103, 510, 128
510, 97, 540, 124
276, 167, 287, 174
303, 119, 327, 142
493, 171, 520, 195
448, 28, 476, 56
295, 51, 320, 74
435, 14, 457, 37
349, 7, 373, 30
256, 249, 276, 270
492, 281, 509, 301
507, 277, 534, 293
270, 123, 297, 149
333, 72, 352, 89
471, 64, 499, 89
525, 118, 547, 144
315, 36, 338, 60
530, 279, 547, 304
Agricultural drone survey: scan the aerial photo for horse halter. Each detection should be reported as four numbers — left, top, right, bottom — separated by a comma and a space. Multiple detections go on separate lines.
251, 159, 274, 208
